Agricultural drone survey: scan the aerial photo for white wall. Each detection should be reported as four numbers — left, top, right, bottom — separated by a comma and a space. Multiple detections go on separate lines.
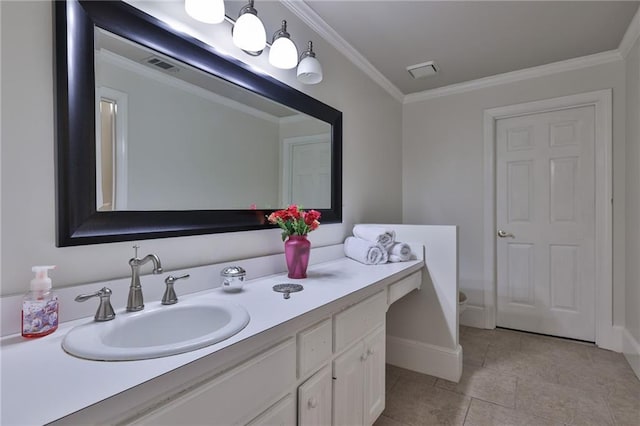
402, 60, 627, 328
625, 36, 640, 370
0, 1, 403, 296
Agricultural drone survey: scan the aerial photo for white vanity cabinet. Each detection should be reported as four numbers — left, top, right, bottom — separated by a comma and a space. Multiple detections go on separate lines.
332, 291, 387, 426
130, 339, 296, 425
332, 327, 385, 426
247, 395, 296, 425
363, 326, 386, 424
296, 318, 334, 425
298, 365, 333, 425
333, 326, 385, 425
333, 338, 366, 425
44, 266, 422, 426
297, 318, 333, 379
125, 292, 392, 426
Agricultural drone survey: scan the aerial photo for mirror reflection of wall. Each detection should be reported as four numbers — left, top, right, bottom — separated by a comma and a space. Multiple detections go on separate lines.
94, 28, 332, 212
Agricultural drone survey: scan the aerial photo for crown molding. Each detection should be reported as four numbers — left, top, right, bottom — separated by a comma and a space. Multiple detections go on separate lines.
281, 0, 635, 105
280, 0, 405, 103
404, 50, 623, 104
619, 5, 640, 59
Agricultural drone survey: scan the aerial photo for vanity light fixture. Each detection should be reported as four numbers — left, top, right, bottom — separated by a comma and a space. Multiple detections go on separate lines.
184, 0, 225, 24
297, 41, 323, 85
232, 0, 267, 54
182, 0, 323, 84
269, 20, 298, 70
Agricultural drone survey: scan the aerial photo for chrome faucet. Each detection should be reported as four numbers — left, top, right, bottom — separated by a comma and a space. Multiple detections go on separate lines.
75, 287, 116, 321
127, 245, 163, 312
161, 274, 190, 305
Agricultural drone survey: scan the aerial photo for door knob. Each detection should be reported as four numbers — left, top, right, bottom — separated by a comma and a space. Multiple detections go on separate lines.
497, 230, 515, 238
308, 397, 318, 409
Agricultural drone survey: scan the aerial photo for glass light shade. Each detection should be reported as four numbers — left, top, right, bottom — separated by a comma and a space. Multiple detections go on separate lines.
297, 55, 323, 85
269, 37, 298, 69
232, 12, 266, 52
185, 0, 225, 24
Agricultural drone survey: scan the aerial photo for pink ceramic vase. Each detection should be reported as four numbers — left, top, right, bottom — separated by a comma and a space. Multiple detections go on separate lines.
284, 235, 311, 279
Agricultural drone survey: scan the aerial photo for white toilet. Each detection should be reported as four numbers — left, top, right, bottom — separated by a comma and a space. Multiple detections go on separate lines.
458, 291, 467, 317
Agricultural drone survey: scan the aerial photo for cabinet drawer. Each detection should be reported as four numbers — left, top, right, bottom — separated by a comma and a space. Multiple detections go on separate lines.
298, 318, 332, 379
388, 271, 422, 305
247, 394, 296, 426
334, 291, 386, 353
131, 339, 296, 425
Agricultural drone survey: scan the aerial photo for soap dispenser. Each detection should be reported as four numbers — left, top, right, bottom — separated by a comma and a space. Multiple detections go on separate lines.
22, 266, 59, 338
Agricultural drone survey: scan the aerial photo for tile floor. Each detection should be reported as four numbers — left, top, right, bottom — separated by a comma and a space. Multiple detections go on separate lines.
376, 326, 640, 426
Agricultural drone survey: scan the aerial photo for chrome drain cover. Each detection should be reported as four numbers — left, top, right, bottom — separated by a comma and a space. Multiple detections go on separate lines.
272, 283, 304, 299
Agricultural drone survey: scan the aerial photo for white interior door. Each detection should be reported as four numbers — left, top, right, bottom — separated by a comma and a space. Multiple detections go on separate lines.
282, 134, 331, 208
496, 105, 595, 341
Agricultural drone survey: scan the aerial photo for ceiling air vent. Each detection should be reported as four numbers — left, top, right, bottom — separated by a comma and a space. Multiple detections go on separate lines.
407, 61, 438, 79
144, 56, 180, 72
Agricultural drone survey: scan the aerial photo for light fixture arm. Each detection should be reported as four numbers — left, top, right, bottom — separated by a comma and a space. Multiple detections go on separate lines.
299, 41, 316, 61
272, 20, 290, 42
238, 0, 258, 18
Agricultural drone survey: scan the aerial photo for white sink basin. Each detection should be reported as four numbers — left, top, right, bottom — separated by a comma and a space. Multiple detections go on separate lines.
62, 299, 250, 361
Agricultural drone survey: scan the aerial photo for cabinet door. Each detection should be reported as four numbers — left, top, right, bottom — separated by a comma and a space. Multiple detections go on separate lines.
298, 365, 332, 426
332, 342, 365, 426
364, 325, 386, 425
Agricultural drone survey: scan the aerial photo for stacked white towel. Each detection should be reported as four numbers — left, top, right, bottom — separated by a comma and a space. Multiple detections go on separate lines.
344, 237, 389, 265
352, 225, 396, 249
388, 242, 412, 262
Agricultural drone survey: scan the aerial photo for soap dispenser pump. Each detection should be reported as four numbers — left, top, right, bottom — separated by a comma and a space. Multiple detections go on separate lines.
22, 266, 59, 338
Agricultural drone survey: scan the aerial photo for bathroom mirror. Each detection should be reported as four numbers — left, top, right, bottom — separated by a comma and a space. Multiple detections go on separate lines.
54, 0, 342, 246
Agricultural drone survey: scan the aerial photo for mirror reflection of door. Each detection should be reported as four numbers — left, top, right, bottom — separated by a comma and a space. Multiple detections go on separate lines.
282, 134, 331, 208
98, 99, 115, 211
96, 87, 128, 211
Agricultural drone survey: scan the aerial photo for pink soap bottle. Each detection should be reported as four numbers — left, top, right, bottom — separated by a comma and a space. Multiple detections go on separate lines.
22, 266, 59, 338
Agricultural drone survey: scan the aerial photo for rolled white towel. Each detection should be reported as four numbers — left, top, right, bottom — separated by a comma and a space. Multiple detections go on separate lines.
352, 225, 396, 249
388, 242, 412, 262
344, 237, 389, 265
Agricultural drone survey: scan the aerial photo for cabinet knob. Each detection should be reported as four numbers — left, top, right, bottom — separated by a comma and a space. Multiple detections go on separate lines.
360, 353, 368, 362
308, 397, 318, 409
368, 348, 375, 356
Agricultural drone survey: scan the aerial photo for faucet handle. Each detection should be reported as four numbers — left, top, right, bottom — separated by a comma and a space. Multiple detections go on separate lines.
162, 274, 190, 305
75, 287, 116, 322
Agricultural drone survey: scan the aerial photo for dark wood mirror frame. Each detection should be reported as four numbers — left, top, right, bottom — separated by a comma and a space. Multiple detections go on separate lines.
54, 0, 342, 247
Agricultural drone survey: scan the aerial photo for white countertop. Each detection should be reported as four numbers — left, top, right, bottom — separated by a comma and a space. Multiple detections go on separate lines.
0, 257, 423, 425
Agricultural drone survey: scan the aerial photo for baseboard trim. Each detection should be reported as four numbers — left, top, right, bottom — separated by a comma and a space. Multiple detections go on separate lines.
386, 335, 462, 382
597, 325, 624, 352
623, 328, 640, 380
460, 305, 486, 329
